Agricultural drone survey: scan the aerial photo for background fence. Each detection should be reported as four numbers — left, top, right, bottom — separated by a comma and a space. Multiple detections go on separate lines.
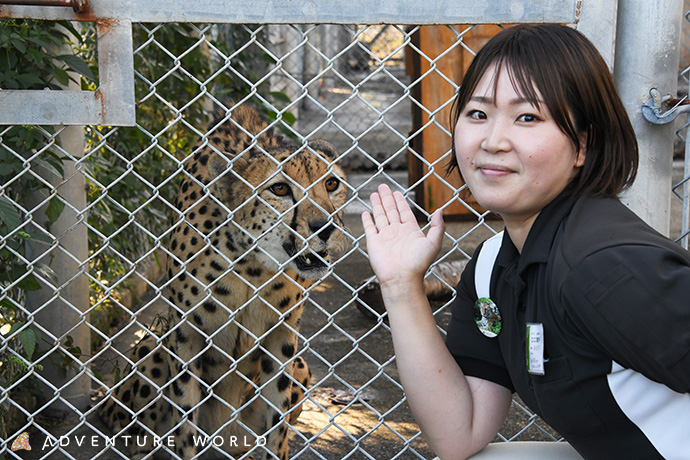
673, 0, 690, 249
0, 1, 686, 459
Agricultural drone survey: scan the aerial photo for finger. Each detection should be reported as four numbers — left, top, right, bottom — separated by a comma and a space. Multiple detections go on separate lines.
426, 209, 446, 249
378, 184, 401, 224
361, 211, 378, 239
369, 192, 389, 228
394, 191, 417, 224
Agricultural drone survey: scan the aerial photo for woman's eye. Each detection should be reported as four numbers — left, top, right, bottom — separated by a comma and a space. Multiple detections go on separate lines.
466, 110, 486, 120
269, 183, 290, 197
325, 177, 340, 192
518, 113, 541, 123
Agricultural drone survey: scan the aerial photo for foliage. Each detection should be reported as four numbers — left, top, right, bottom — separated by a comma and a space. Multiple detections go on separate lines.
0, 19, 94, 90
0, 18, 93, 438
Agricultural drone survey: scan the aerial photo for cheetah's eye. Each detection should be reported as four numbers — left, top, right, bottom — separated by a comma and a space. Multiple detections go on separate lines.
324, 178, 340, 192
269, 183, 291, 197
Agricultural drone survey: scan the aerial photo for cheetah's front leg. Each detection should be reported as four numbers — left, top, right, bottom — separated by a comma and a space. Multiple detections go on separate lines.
165, 324, 207, 459
255, 330, 300, 460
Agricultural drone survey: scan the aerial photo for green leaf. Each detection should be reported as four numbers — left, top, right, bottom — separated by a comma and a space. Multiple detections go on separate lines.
0, 298, 19, 310
45, 196, 65, 225
9, 38, 26, 54
23, 35, 51, 50
9, 321, 24, 335
0, 196, 22, 234
18, 73, 44, 88
3, 76, 19, 89
25, 232, 53, 245
1, 266, 27, 285
0, 162, 21, 176
57, 21, 81, 43
34, 156, 64, 179
51, 67, 70, 86
280, 111, 296, 125
270, 91, 292, 103
58, 54, 95, 82
19, 327, 37, 360
18, 275, 41, 292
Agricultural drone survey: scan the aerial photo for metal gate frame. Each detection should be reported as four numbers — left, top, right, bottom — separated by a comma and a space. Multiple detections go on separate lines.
0, 0, 610, 127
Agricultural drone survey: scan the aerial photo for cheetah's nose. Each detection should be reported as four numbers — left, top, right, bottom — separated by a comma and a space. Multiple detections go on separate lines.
309, 220, 335, 242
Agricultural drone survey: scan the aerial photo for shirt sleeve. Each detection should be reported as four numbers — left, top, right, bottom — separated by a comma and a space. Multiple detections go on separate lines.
445, 244, 514, 392
558, 244, 690, 394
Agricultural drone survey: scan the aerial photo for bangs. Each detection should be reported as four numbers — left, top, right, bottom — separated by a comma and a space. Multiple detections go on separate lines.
488, 55, 544, 111
504, 59, 543, 109
500, 50, 581, 149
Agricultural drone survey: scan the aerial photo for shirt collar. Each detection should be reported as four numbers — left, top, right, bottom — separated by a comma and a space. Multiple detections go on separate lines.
496, 187, 578, 275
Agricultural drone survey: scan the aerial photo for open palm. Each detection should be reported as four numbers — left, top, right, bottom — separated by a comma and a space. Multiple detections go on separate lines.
362, 184, 445, 287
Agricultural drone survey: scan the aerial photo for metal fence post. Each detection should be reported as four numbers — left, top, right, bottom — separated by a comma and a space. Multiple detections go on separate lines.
25, 125, 90, 415
24, 33, 91, 415
614, 0, 684, 236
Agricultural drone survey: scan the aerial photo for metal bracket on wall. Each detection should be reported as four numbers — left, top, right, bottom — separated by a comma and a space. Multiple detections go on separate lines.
642, 88, 690, 125
0, 1, 135, 126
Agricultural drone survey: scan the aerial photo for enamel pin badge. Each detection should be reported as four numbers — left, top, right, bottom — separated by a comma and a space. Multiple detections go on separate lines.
474, 297, 502, 337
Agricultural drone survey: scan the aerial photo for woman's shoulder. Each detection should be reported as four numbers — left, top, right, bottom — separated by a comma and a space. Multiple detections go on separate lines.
558, 193, 683, 264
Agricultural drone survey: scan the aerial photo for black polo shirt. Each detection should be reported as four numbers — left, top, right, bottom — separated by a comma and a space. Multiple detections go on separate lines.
445, 190, 690, 460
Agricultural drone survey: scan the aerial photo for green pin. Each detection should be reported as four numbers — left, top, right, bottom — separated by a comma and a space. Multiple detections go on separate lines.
474, 297, 502, 338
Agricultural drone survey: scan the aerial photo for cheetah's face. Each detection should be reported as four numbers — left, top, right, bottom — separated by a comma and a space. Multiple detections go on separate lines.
210, 141, 348, 279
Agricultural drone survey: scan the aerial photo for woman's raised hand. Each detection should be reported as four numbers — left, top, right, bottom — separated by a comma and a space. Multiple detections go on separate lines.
361, 184, 445, 288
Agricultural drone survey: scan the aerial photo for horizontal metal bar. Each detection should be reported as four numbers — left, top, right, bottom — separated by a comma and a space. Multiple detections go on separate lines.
0, 19, 134, 126
0, 89, 101, 124
0, 0, 579, 24
0, 0, 85, 12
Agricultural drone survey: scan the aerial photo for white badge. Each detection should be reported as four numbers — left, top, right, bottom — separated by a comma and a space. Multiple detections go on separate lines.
526, 323, 545, 375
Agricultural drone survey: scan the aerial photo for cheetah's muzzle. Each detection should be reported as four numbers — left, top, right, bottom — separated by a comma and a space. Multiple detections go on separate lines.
283, 241, 330, 273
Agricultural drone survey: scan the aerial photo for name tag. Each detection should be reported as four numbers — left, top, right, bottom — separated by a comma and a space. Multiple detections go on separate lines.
526, 323, 545, 375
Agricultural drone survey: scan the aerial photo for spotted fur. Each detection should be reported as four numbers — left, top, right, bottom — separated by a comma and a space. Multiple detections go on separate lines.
98, 105, 347, 459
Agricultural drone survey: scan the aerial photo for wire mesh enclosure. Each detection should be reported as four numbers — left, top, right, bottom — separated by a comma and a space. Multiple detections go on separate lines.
0, 1, 684, 459
673, 2, 690, 249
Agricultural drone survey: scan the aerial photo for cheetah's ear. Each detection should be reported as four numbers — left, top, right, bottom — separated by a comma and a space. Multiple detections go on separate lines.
307, 140, 337, 161
207, 150, 247, 182
206, 153, 244, 201
207, 153, 231, 181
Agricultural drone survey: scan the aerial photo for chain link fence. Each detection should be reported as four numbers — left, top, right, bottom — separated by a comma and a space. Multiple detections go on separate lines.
0, 5, 682, 458
674, 2, 690, 249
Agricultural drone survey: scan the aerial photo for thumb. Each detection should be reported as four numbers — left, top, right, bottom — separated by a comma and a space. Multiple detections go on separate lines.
426, 209, 445, 249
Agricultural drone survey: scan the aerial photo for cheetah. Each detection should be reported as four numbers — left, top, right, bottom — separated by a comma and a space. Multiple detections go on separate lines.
98, 104, 348, 459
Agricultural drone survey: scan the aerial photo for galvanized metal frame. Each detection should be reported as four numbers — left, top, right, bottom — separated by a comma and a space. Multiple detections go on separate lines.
0, 0, 579, 24
0, 0, 586, 126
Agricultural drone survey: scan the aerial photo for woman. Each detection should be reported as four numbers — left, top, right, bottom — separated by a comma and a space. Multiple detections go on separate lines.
362, 24, 690, 460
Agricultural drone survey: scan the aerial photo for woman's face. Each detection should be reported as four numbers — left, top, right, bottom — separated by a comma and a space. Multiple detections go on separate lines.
454, 65, 585, 227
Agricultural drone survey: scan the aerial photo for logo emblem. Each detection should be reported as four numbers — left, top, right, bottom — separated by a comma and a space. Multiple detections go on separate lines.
11, 431, 31, 451
474, 297, 502, 337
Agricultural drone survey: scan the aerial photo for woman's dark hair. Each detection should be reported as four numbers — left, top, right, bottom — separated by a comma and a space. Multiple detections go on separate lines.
447, 24, 638, 198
